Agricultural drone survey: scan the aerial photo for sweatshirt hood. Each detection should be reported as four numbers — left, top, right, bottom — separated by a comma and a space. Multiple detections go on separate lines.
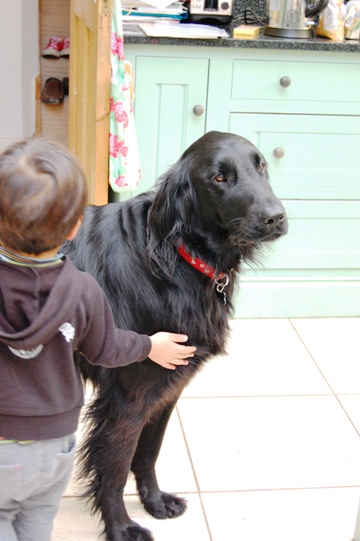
0, 256, 83, 350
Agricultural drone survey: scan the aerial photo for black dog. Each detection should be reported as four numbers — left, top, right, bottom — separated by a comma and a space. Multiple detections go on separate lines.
63, 131, 288, 541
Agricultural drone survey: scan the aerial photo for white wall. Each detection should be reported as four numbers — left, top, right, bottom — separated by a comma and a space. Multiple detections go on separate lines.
0, 0, 39, 152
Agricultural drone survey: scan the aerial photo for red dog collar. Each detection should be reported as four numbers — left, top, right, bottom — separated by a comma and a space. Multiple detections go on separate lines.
178, 244, 226, 282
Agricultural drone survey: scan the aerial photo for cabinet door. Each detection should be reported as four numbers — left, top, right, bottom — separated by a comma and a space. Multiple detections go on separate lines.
127, 56, 209, 196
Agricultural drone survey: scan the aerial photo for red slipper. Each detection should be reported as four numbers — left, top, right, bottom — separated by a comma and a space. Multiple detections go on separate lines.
42, 36, 63, 58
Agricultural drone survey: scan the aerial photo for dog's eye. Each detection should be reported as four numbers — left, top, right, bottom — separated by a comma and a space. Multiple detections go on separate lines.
259, 162, 266, 172
213, 174, 227, 183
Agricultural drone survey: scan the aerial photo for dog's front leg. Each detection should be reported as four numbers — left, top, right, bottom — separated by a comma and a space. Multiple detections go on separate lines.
131, 398, 187, 520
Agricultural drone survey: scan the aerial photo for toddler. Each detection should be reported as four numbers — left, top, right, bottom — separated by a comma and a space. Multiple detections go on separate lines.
0, 137, 196, 541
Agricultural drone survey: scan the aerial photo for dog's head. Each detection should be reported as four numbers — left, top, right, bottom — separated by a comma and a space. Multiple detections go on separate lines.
148, 131, 288, 273
182, 131, 288, 246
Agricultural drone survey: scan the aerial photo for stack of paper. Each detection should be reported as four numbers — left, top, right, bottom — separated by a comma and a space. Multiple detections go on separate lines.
139, 21, 229, 38
122, 0, 188, 35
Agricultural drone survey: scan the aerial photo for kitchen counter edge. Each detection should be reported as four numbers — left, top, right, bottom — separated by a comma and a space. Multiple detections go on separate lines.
124, 32, 360, 52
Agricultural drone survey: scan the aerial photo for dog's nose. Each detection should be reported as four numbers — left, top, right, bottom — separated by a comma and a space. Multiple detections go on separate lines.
261, 211, 286, 227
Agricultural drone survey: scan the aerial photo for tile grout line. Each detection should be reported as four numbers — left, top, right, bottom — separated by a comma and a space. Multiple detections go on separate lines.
175, 405, 213, 541
289, 319, 360, 439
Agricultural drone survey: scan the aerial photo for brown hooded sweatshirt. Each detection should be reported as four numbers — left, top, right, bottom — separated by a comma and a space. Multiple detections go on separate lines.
0, 255, 151, 441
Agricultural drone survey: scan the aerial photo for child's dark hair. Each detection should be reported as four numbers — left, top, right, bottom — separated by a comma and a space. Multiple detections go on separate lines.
0, 137, 88, 255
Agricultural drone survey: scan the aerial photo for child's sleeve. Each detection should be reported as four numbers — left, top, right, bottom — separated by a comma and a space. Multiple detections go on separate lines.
77, 276, 151, 367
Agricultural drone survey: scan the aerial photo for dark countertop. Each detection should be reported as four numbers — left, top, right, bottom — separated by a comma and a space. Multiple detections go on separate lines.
124, 29, 360, 53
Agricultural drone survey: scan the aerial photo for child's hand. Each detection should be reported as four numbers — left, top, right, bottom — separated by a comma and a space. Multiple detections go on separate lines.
148, 332, 196, 370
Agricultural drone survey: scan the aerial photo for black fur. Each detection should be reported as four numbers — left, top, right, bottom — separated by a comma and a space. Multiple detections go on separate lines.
63, 131, 288, 541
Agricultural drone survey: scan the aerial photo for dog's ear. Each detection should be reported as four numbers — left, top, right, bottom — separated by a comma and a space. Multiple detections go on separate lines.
147, 156, 199, 279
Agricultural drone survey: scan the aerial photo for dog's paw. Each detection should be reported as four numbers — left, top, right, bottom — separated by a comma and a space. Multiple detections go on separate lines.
141, 491, 187, 519
106, 523, 154, 541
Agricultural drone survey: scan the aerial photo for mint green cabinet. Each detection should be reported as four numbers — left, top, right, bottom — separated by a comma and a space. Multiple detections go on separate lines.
123, 44, 360, 318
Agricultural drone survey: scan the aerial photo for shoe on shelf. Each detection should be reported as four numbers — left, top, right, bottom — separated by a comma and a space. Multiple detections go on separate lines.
60, 37, 70, 57
41, 36, 63, 58
41, 77, 64, 105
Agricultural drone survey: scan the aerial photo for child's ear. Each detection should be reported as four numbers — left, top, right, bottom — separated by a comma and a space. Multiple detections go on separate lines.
66, 217, 83, 241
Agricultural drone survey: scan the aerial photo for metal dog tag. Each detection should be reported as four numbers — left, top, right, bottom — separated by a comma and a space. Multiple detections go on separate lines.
215, 275, 229, 305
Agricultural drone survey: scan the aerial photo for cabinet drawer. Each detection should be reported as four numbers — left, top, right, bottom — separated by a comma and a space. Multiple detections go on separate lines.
231, 59, 360, 109
229, 113, 360, 200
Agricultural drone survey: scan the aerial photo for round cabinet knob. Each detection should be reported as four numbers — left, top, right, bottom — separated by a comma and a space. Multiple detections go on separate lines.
193, 105, 204, 116
273, 147, 285, 159
221, 1, 230, 8
280, 76, 291, 88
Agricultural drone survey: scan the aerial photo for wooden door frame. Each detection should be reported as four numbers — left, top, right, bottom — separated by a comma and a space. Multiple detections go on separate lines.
69, 0, 113, 205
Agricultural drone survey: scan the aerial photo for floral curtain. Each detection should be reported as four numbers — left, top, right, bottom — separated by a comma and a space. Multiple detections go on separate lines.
109, 0, 141, 192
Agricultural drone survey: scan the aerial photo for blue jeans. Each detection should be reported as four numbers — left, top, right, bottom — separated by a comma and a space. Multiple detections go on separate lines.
0, 434, 76, 541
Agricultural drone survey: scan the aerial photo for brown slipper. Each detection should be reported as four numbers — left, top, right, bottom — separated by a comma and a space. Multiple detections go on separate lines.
41, 77, 64, 105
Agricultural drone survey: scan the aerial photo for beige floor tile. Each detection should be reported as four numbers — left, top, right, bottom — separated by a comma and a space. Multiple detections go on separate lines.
182, 319, 330, 398
177, 395, 360, 491
201, 488, 360, 541
52, 497, 102, 540
291, 319, 360, 394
